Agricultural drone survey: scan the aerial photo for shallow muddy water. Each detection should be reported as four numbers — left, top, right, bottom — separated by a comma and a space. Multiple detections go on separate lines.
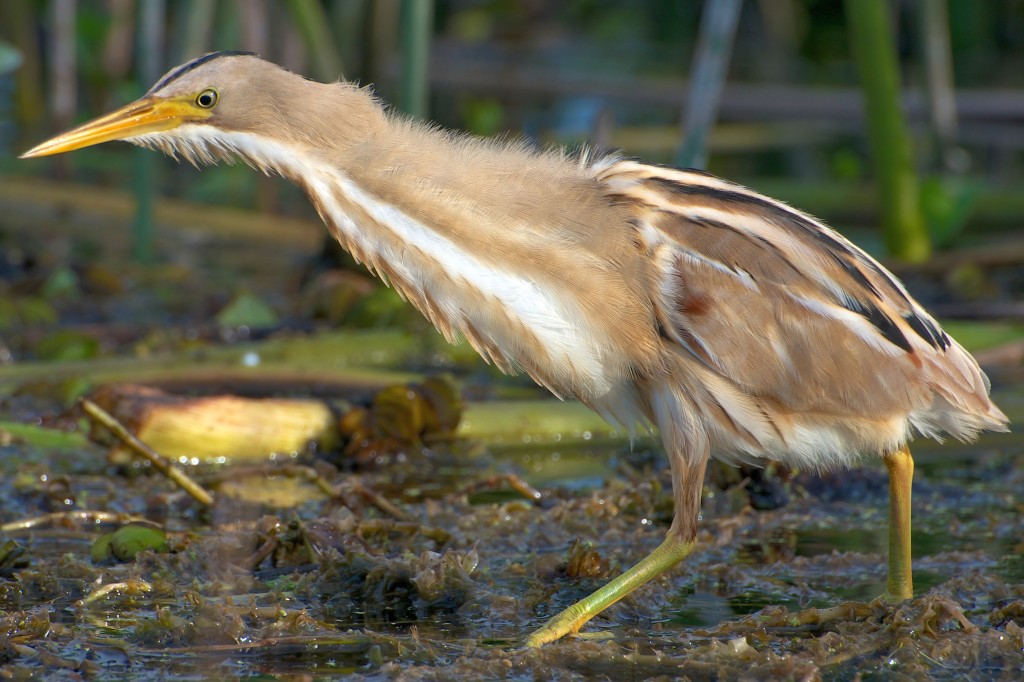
0, 386, 1021, 680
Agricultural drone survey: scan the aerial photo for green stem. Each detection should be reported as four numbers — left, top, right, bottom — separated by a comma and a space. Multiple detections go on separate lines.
845, 0, 931, 262
398, 0, 433, 118
133, 0, 163, 264
676, 0, 742, 169
286, 0, 344, 80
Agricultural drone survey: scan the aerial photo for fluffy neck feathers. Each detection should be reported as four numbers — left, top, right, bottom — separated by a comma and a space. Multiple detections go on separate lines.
131, 98, 649, 407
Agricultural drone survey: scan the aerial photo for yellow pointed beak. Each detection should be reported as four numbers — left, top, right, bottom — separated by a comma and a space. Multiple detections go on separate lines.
20, 96, 211, 158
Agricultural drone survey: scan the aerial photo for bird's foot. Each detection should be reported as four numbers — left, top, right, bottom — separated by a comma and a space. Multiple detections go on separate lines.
881, 586, 913, 604
525, 603, 590, 648
525, 536, 697, 647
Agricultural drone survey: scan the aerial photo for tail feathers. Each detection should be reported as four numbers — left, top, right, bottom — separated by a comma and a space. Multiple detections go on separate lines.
911, 390, 1009, 443
915, 338, 1009, 442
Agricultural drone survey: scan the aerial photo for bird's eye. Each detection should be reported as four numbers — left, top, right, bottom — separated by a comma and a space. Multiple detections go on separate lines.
195, 88, 218, 108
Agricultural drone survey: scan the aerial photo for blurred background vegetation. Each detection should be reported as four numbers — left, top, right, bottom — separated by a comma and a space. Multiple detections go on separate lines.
2, 0, 1024, 292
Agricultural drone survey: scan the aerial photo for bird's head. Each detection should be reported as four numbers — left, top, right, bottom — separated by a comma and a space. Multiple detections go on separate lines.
21, 52, 376, 164
21, 52, 267, 159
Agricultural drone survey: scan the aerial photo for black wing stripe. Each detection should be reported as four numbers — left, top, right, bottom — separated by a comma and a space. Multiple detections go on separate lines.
838, 298, 912, 352
645, 177, 914, 305
903, 313, 949, 351
863, 303, 913, 352
684, 214, 805, 279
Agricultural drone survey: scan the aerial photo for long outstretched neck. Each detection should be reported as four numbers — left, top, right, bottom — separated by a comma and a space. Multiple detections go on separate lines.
160, 81, 603, 291
156, 79, 647, 403
293, 84, 614, 287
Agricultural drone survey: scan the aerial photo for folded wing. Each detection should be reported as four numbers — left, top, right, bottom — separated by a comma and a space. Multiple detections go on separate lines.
595, 160, 1007, 453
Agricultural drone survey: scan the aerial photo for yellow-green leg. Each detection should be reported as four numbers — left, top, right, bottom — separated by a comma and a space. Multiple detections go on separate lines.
527, 444, 709, 647
525, 536, 698, 647
882, 445, 914, 601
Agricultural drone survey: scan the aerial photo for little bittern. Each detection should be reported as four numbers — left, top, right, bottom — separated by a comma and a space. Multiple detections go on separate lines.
23, 53, 1008, 646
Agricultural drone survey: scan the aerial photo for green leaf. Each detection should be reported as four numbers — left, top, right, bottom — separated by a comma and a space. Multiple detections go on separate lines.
216, 292, 279, 328
34, 330, 100, 361
921, 177, 981, 248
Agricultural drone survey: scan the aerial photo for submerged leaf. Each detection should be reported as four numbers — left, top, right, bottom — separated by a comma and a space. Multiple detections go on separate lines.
92, 524, 169, 563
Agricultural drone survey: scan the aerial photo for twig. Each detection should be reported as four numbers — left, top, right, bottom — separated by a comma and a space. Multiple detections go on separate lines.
354, 518, 451, 545
80, 398, 214, 507
279, 463, 342, 498
0, 510, 150, 532
219, 463, 411, 521
241, 535, 280, 572
80, 578, 153, 605
463, 473, 543, 504
344, 478, 412, 521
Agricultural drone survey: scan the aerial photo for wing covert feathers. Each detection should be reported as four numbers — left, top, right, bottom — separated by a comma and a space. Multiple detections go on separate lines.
594, 159, 1007, 466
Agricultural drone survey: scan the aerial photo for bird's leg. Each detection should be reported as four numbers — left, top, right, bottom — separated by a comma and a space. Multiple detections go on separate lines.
882, 444, 914, 601
526, 450, 709, 647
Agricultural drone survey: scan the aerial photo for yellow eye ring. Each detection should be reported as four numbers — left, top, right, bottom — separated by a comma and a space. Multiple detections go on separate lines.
196, 88, 219, 108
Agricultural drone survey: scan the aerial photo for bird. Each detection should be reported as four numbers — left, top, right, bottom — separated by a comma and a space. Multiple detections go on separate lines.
22, 52, 1008, 646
